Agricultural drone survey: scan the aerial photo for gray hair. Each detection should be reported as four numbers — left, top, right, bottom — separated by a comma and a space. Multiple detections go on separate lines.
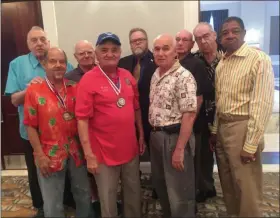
27, 26, 46, 39
193, 22, 215, 35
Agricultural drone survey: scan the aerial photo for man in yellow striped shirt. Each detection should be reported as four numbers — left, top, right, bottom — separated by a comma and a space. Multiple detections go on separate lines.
210, 17, 274, 217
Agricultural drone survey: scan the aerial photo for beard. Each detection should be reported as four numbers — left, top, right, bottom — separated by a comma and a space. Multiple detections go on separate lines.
133, 48, 145, 57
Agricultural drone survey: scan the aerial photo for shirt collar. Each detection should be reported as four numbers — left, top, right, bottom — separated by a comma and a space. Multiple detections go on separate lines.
223, 42, 249, 59
77, 65, 85, 74
155, 60, 181, 79
233, 42, 249, 57
29, 52, 41, 69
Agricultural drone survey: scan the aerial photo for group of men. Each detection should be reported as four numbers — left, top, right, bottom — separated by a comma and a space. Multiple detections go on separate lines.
5, 16, 274, 218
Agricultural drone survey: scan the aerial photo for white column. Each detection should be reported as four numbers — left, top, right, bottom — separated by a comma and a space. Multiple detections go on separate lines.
183, 1, 199, 51
40, 1, 59, 47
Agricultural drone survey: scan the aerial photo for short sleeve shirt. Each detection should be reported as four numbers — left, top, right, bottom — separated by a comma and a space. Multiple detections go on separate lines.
23, 80, 84, 172
75, 66, 140, 166
5, 53, 74, 140
149, 61, 197, 127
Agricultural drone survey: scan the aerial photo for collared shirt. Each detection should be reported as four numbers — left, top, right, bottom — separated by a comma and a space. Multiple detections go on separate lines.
212, 43, 274, 154
5, 53, 74, 140
23, 80, 84, 172
75, 66, 140, 166
193, 51, 222, 126
119, 50, 155, 85
149, 61, 197, 127
65, 65, 95, 82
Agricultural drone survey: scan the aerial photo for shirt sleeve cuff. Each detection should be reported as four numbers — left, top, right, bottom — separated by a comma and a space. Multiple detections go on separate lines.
23, 120, 37, 128
211, 125, 217, 134
243, 142, 258, 154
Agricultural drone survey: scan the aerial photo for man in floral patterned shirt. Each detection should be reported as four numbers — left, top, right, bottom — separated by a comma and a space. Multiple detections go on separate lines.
149, 34, 197, 218
24, 47, 92, 217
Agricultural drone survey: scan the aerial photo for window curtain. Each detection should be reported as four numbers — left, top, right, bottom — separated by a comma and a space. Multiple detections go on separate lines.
212, 9, 229, 35
200, 11, 211, 23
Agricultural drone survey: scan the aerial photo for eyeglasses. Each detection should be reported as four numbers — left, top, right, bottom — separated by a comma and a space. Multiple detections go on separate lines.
195, 33, 211, 42
130, 38, 147, 44
76, 51, 94, 57
175, 37, 193, 42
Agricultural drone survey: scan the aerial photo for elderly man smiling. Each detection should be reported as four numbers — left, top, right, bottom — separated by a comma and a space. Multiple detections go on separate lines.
75, 32, 145, 218
149, 34, 197, 218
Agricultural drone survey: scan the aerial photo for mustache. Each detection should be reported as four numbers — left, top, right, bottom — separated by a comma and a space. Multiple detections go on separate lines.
226, 37, 236, 40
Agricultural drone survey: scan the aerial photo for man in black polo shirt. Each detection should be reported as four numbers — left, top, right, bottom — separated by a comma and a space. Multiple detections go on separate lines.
175, 29, 215, 204
65, 40, 95, 82
118, 28, 157, 199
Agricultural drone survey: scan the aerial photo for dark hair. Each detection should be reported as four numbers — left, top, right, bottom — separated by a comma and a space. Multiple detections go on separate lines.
43, 49, 68, 63
222, 16, 245, 30
129, 28, 148, 39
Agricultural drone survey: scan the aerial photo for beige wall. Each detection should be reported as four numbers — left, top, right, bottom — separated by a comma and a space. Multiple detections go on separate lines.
41, 1, 199, 66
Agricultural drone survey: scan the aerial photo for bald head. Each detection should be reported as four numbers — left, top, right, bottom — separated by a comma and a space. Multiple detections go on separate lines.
44, 47, 68, 82
74, 40, 95, 68
27, 26, 49, 59
176, 29, 193, 40
153, 34, 177, 71
74, 40, 94, 53
175, 29, 195, 59
153, 34, 176, 48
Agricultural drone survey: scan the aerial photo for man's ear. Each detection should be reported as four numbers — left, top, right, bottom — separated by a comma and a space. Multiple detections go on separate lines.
213, 31, 217, 41
242, 29, 247, 40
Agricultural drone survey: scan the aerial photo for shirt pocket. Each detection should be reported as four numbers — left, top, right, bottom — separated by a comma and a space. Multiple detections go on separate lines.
231, 71, 253, 94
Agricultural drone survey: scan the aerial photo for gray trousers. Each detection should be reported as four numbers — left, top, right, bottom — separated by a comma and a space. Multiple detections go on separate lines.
150, 131, 195, 218
37, 156, 93, 217
94, 156, 141, 218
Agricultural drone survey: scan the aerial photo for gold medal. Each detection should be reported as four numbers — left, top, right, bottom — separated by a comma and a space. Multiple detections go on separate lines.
117, 97, 126, 108
63, 112, 73, 121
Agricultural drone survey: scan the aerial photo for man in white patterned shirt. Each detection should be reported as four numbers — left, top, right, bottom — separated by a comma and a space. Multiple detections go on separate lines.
149, 34, 197, 218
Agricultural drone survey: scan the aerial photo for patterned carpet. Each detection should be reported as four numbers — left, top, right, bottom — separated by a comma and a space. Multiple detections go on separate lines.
1, 173, 279, 217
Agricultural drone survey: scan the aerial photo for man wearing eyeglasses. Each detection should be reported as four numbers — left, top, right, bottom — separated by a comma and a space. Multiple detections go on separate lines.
119, 28, 158, 199
191, 22, 223, 203
175, 29, 211, 207
65, 40, 96, 82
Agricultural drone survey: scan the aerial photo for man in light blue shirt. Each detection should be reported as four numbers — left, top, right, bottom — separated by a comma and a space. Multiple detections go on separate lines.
5, 26, 73, 218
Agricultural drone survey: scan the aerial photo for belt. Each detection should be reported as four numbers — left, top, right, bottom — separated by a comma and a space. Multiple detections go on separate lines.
218, 113, 249, 122
151, 123, 181, 134
151, 126, 166, 132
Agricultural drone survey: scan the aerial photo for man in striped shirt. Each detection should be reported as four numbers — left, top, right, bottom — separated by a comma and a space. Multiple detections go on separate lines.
210, 17, 274, 217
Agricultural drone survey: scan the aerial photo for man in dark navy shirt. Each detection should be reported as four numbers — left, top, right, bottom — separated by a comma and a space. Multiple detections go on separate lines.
118, 28, 157, 198
175, 29, 215, 205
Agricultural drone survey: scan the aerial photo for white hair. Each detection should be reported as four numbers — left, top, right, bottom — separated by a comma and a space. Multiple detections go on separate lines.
153, 34, 176, 48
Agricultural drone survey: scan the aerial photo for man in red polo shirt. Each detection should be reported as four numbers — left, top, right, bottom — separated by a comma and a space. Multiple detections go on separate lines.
75, 32, 145, 218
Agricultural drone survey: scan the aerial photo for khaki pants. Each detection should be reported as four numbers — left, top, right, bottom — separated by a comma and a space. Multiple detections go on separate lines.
216, 115, 263, 217
94, 156, 141, 218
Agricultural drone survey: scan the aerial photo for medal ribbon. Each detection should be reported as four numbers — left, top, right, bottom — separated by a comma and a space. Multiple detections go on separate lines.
45, 77, 67, 110
98, 66, 121, 96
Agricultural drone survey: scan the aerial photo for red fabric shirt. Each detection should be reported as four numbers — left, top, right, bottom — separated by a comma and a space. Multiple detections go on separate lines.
75, 66, 140, 166
23, 80, 85, 172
